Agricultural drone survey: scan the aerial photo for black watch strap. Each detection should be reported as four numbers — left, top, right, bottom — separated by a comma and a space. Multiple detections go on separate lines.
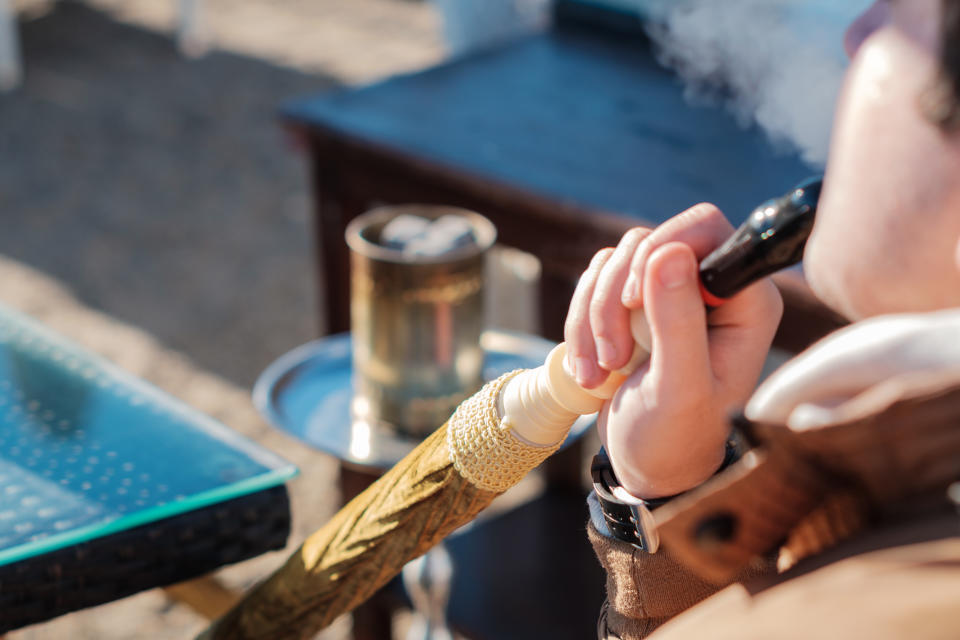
590, 441, 740, 553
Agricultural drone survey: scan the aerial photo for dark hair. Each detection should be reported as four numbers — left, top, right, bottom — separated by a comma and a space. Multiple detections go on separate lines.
926, 0, 960, 129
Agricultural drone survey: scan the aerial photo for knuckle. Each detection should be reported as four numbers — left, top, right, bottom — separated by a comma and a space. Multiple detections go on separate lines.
590, 247, 615, 269
576, 250, 613, 289
588, 288, 615, 323
563, 319, 576, 345
622, 227, 649, 245
564, 310, 587, 346
764, 284, 785, 323
687, 202, 724, 219
629, 235, 654, 269
747, 279, 783, 317
566, 297, 589, 340
685, 202, 733, 234
566, 290, 588, 325
574, 268, 594, 290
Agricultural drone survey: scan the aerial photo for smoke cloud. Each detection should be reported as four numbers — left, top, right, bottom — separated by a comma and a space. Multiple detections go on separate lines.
640, 0, 869, 167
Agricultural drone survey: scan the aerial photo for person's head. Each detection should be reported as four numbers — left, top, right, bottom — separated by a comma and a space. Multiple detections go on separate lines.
804, 0, 960, 320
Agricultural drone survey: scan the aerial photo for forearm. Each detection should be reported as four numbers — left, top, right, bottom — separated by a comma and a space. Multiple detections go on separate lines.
589, 515, 774, 640
589, 521, 717, 639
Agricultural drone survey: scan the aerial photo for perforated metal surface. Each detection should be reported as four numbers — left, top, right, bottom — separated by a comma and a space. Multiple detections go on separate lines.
0, 304, 296, 566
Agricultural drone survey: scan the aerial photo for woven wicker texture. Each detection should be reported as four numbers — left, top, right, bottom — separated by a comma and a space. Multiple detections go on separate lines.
448, 370, 565, 492
0, 485, 290, 633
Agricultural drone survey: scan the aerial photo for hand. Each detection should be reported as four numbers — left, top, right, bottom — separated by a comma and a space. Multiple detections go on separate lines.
564, 204, 783, 498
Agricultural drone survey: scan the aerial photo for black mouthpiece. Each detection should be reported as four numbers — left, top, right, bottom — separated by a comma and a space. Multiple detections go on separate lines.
699, 177, 823, 301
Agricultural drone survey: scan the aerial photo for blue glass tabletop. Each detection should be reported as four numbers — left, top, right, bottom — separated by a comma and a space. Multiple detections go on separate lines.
0, 304, 297, 566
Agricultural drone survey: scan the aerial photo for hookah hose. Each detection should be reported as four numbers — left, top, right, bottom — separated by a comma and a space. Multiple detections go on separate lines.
200, 176, 824, 640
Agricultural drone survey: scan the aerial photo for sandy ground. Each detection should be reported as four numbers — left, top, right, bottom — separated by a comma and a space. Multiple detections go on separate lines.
0, 1, 537, 637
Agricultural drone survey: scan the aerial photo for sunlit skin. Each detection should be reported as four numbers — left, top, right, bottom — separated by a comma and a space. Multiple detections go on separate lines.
565, 0, 960, 498
807, 0, 960, 319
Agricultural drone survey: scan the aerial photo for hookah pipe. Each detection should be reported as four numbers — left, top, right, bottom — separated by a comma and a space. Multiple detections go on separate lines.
500, 177, 823, 446
199, 176, 824, 640
394, 177, 821, 640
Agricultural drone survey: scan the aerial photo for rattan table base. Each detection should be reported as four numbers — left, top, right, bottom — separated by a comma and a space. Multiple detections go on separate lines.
0, 485, 290, 632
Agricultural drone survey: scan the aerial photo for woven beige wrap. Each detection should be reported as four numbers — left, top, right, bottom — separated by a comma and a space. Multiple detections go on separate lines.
201, 368, 564, 640
448, 369, 566, 492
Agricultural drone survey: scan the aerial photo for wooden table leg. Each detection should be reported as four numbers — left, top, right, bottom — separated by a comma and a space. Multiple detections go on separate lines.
309, 145, 372, 336
164, 575, 242, 620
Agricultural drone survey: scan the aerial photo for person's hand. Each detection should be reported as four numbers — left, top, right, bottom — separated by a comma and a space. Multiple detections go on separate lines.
564, 204, 783, 498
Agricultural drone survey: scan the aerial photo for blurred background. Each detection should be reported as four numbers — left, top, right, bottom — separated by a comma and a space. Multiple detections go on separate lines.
0, 0, 448, 390
1, 2, 443, 638
0, 1, 539, 638
0, 0, 865, 638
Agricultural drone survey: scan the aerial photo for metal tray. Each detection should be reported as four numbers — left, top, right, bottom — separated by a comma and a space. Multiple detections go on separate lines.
254, 330, 595, 470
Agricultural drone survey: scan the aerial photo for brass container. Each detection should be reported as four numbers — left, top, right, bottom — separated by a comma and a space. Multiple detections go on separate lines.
346, 205, 496, 439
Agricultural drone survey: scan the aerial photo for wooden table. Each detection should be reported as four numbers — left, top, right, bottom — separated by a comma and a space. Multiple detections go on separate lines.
281, 12, 843, 349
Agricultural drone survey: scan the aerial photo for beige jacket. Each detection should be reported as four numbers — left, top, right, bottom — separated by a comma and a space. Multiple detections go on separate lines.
593, 316, 960, 639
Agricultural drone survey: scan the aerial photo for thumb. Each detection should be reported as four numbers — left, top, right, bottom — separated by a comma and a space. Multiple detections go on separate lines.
642, 243, 711, 392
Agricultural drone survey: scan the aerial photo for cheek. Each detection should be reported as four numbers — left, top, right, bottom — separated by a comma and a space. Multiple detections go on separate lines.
809, 29, 960, 316
803, 225, 883, 321
806, 185, 960, 319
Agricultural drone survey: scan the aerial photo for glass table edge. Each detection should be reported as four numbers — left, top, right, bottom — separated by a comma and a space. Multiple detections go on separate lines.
0, 303, 296, 473
0, 304, 301, 566
0, 465, 297, 568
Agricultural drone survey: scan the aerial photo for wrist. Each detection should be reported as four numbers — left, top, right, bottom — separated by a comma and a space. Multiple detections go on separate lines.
611, 440, 729, 500
591, 440, 741, 552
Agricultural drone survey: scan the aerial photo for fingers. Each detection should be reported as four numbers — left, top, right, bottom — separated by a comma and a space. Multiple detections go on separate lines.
642, 243, 712, 396
622, 203, 733, 309
706, 277, 783, 402
615, 202, 781, 405
589, 227, 652, 370
565, 248, 615, 388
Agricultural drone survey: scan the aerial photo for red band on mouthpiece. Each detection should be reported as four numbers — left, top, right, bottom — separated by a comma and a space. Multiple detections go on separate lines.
699, 281, 729, 308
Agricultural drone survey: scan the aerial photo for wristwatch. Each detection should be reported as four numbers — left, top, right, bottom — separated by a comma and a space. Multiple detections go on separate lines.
590, 441, 740, 553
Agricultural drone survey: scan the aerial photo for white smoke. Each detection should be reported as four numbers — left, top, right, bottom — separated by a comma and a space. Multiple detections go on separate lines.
638, 0, 869, 166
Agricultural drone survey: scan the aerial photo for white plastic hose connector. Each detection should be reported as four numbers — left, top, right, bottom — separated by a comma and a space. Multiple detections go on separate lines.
499, 308, 653, 446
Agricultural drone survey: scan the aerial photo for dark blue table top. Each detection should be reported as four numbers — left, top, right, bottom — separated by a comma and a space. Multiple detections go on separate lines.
283, 25, 815, 227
